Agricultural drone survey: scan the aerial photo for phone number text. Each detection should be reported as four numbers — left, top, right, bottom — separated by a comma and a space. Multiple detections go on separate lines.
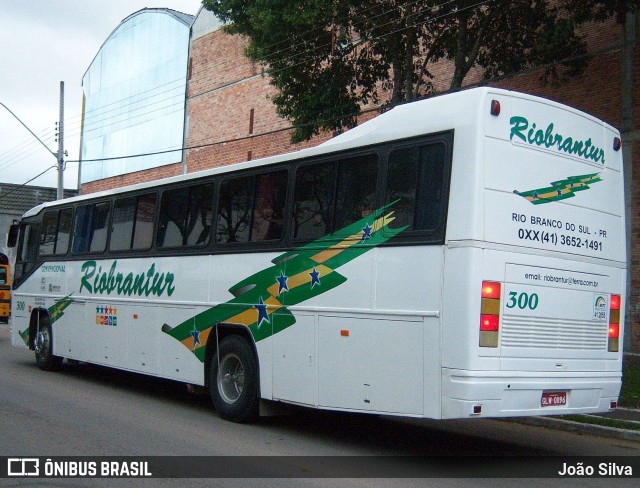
517, 228, 603, 251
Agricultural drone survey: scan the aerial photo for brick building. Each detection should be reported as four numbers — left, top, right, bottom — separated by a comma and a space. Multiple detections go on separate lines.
184, 8, 330, 175
79, 7, 639, 351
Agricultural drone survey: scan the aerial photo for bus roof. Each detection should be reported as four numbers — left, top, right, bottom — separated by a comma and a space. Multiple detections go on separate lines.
22, 87, 618, 219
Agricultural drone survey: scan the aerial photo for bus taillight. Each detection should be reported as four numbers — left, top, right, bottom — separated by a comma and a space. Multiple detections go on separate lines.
480, 281, 501, 347
608, 294, 621, 352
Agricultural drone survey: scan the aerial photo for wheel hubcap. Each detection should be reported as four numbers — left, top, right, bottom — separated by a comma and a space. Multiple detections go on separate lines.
217, 353, 244, 404
35, 331, 47, 354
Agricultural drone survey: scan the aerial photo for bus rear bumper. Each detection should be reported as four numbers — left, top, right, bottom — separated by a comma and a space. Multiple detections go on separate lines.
441, 368, 621, 419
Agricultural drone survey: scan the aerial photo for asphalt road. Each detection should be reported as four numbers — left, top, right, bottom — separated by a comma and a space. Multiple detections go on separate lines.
0, 323, 638, 487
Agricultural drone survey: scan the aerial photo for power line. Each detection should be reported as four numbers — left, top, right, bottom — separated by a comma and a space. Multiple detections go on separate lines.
0, 166, 57, 204
70, 32, 632, 167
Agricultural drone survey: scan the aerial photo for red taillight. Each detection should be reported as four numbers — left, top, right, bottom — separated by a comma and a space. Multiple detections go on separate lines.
608, 323, 620, 339
480, 281, 501, 347
610, 294, 621, 310
480, 314, 500, 331
608, 294, 621, 352
482, 281, 501, 299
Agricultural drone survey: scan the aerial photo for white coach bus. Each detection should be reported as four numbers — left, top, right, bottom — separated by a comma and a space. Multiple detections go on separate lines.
8, 88, 625, 422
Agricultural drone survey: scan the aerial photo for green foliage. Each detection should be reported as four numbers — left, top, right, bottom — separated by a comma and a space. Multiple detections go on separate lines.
620, 361, 640, 408
202, 0, 633, 142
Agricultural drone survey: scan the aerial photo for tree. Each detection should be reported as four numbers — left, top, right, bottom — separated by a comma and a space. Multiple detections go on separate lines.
203, 0, 633, 142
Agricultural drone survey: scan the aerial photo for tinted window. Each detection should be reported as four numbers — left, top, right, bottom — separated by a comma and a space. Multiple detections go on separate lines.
39, 211, 58, 255
110, 197, 136, 251
55, 208, 73, 255
293, 162, 335, 240
185, 185, 214, 246
39, 208, 73, 256
111, 193, 157, 251
334, 154, 378, 231
157, 184, 213, 247
72, 202, 111, 254
386, 143, 447, 232
216, 170, 287, 244
133, 194, 157, 249
216, 176, 252, 244
251, 171, 287, 241
16, 222, 39, 280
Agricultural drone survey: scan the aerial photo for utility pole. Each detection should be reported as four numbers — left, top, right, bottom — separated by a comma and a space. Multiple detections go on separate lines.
56, 81, 65, 200
1, 82, 66, 198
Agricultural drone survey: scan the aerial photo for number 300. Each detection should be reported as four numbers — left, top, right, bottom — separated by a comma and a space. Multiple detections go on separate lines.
506, 291, 539, 310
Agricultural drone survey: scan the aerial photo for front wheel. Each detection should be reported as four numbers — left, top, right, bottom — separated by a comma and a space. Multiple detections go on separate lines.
210, 335, 258, 423
34, 316, 62, 371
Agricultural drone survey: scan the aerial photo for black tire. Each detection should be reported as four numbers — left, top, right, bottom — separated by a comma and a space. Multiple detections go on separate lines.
210, 335, 259, 423
34, 315, 62, 371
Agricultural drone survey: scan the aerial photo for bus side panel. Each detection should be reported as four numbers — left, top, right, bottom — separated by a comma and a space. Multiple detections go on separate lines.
307, 245, 443, 417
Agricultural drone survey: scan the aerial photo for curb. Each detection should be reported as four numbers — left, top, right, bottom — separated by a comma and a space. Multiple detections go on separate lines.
509, 416, 640, 442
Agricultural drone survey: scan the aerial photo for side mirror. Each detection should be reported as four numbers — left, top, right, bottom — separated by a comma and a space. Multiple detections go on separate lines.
7, 223, 19, 248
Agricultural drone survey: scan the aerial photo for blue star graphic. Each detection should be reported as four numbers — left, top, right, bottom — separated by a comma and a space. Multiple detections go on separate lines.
309, 268, 321, 289
254, 296, 270, 328
361, 223, 373, 242
191, 327, 201, 350
276, 271, 289, 295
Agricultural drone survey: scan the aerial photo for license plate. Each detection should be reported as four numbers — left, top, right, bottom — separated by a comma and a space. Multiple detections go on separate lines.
541, 391, 567, 407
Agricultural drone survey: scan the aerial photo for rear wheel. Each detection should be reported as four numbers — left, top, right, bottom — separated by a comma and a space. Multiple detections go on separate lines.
34, 315, 62, 371
210, 335, 258, 423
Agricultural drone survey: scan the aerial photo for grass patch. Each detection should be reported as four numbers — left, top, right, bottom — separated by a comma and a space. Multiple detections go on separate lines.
620, 362, 640, 408
561, 415, 640, 431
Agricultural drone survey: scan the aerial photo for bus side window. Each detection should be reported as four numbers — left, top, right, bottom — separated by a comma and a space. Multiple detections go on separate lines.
72, 202, 111, 254
216, 176, 253, 244
186, 184, 213, 246
55, 208, 73, 255
39, 208, 73, 256
133, 193, 157, 249
251, 170, 287, 242
111, 193, 157, 251
292, 162, 335, 241
111, 197, 137, 251
335, 153, 378, 231
386, 143, 446, 233
39, 211, 58, 255
16, 223, 39, 279
157, 184, 212, 248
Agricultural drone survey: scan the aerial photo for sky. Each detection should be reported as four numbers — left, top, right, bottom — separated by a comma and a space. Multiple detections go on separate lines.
0, 0, 203, 190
